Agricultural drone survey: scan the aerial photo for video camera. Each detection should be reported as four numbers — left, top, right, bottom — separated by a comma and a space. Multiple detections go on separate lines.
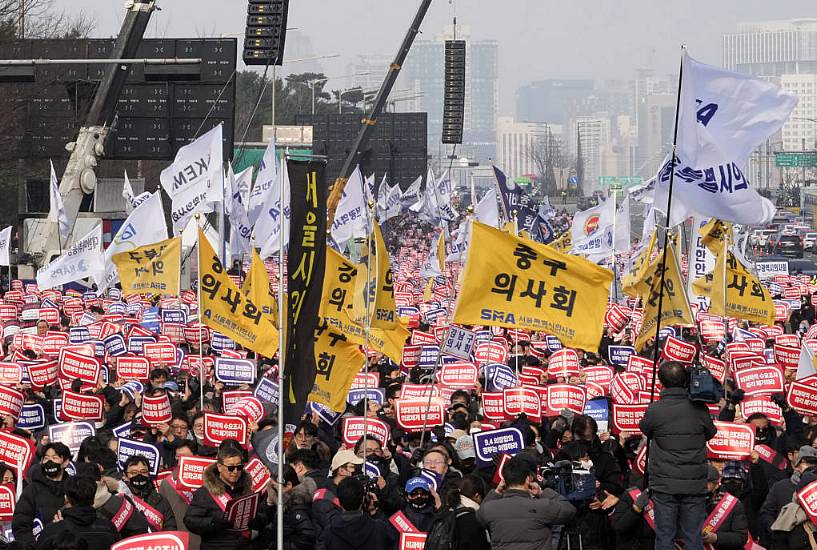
537, 460, 596, 503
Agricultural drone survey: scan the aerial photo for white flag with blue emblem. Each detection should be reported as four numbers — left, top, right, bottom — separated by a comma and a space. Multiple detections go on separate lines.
122, 171, 150, 214
655, 51, 797, 226
48, 161, 70, 240
247, 137, 277, 226
254, 158, 291, 258
330, 166, 370, 247
37, 223, 104, 290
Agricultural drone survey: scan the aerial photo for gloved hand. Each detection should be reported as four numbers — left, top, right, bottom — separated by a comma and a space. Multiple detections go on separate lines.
771, 392, 787, 410
728, 389, 745, 406
633, 488, 650, 512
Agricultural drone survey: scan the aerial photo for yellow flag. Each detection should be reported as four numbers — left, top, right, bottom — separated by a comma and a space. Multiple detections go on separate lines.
708, 250, 775, 325
700, 219, 731, 255
635, 242, 694, 350
308, 320, 365, 412
437, 231, 446, 273
549, 231, 573, 254
321, 246, 405, 364
198, 229, 279, 358
454, 222, 613, 351
622, 231, 657, 298
113, 236, 181, 296
352, 222, 398, 329
241, 249, 278, 327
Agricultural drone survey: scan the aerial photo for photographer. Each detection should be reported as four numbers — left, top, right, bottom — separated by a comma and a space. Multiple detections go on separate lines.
323, 477, 398, 550
639, 361, 717, 550
476, 455, 576, 549
313, 449, 364, 550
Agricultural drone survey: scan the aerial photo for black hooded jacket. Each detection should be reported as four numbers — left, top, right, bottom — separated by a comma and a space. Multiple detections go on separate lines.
12, 465, 68, 549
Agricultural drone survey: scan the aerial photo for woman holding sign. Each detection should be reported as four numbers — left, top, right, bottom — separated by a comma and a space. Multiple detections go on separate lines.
184, 442, 273, 550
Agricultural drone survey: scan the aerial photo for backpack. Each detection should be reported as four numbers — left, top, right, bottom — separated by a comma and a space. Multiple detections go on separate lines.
424, 507, 474, 550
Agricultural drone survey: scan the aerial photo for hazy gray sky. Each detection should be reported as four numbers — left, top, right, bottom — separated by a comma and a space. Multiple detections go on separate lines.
62, 0, 816, 113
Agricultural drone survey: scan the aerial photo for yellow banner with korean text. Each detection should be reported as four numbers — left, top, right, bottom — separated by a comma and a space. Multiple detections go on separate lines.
704, 250, 775, 326
548, 231, 572, 254
198, 229, 279, 358
635, 242, 695, 351
453, 222, 613, 351
622, 231, 656, 298
352, 222, 398, 330
308, 320, 365, 412
112, 236, 181, 296
241, 249, 278, 327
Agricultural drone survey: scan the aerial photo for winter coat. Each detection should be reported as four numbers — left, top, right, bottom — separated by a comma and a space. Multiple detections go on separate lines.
639, 387, 717, 495
759, 471, 817, 546
34, 505, 119, 550
451, 505, 490, 550
128, 482, 178, 531
159, 472, 202, 550
280, 477, 318, 550
323, 510, 398, 550
11, 466, 67, 549
403, 501, 436, 533
609, 491, 655, 550
183, 463, 272, 550
94, 484, 150, 539
476, 488, 576, 550
312, 479, 341, 550
706, 493, 749, 550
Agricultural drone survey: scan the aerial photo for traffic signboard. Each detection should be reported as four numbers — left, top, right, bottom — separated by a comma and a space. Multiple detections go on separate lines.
775, 152, 817, 167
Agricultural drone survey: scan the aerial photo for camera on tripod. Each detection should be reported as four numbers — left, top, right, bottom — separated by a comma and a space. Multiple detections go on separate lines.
537, 460, 596, 503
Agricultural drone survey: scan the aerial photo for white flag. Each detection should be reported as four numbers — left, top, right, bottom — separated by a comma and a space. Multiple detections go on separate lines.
401, 176, 423, 208
37, 224, 104, 290
797, 345, 817, 381
247, 138, 277, 226
330, 166, 370, 247
379, 179, 402, 223
614, 195, 631, 252
96, 192, 169, 293
433, 170, 458, 221
655, 52, 797, 226
122, 171, 150, 214
0, 226, 11, 266
687, 216, 716, 310
227, 166, 253, 259
48, 161, 70, 240
446, 218, 471, 263
571, 197, 615, 244
474, 189, 500, 228
160, 124, 223, 235
254, 159, 291, 258
420, 231, 444, 278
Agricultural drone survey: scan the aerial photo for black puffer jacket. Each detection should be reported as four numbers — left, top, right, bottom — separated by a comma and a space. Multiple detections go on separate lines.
639, 387, 717, 495
706, 492, 749, 550
183, 463, 272, 550
609, 490, 655, 550
128, 482, 178, 531
34, 505, 120, 550
323, 510, 398, 550
11, 466, 68, 549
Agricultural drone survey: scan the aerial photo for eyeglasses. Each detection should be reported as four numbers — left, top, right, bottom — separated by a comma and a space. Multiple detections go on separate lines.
220, 463, 244, 472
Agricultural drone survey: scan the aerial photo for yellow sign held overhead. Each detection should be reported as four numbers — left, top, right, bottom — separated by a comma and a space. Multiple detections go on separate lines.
241, 249, 278, 327
113, 236, 181, 296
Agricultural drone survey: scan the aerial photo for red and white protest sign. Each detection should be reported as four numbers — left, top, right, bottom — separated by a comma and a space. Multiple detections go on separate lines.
401, 345, 422, 369
481, 392, 509, 421
583, 365, 614, 386
59, 349, 100, 384
0, 431, 34, 480
116, 356, 151, 382
399, 384, 439, 399
734, 365, 784, 396
42, 333, 69, 357
400, 532, 428, 550
0, 305, 17, 322
699, 319, 726, 342
60, 390, 104, 421
0, 484, 14, 521
177, 456, 217, 489
222, 390, 253, 412
341, 417, 391, 448
776, 334, 801, 348
350, 372, 379, 390
203, 413, 248, 447
610, 373, 641, 405
26, 360, 58, 389
548, 349, 581, 379
612, 403, 648, 433
143, 342, 177, 366
741, 396, 783, 424
730, 351, 764, 371
245, 456, 271, 493
0, 362, 22, 386
394, 398, 444, 431
626, 355, 655, 377
438, 363, 478, 388
775, 302, 790, 321
503, 387, 541, 420
474, 341, 507, 364
410, 330, 438, 345
787, 380, 817, 416
707, 421, 755, 460
227, 397, 265, 423
701, 354, 727, 384
605, 303, 630, 333
142, 393, 173, 425
0, 385, 23, 419
545, 384, 586, 416
744, 338, 765, 354
775, 345, 801, 370
662, 336, 696, 364
111, 532, 190, 550
797, 480, 817, 526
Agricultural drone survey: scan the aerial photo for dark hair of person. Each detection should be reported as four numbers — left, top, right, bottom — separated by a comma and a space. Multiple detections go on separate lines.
41, 442, 71, 462
658, 361, 689, 388
64, 475, 97, 507
444, 474, 487, 509
123, 455, 151, 472
337, 476, 365, 511
502, 456, 534, 487
354, 436, 382, 455
282, 464, 299, 487
149, 368, 169, 381
217, 443, 245, 463
289, 448, 321, 470
294, 420, 318, 437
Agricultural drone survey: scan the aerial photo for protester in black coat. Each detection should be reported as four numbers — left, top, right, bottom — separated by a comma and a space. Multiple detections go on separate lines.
12, 443, 72, 549
184, 445, 272, 550
323, 477, 398, 550
265, 464, 317, 550
706, 465, 749, 550
609, 488, 655, 550
34, 474, 120, 550
762, 451, 817, 547
123, 455, 178, 531
441, 474, 490, 550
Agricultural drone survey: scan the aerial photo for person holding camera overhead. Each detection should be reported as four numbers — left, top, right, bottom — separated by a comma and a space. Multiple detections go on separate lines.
639, 361, 718, 550
476, 455, 576, 550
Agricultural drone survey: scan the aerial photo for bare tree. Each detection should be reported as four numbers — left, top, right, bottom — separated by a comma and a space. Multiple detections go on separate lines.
0, 0, 95, 39
525, 125, 566, 197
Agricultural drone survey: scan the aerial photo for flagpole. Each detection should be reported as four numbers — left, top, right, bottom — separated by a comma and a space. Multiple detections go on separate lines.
195, 214, 204, 412
418, 327, 449, 451
275, 151, 287, 550
361, 201, 374, 466
219, 163, 227, 264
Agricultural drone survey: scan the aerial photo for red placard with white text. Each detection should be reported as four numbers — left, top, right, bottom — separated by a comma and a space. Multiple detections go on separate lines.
58, 349, 100, 384
341, 417, 391, 448
394, 398, 444, 432
797, 480, 817, 526
177, 456, 217, 489
142, 393, 172, 425
788, 380, 817, 416
662, 336, 696, 364
0, 385, 24, 419
612, 403, 648, 433
111, 532, 190, 550
707, 421, 755, 460
503, 386, 541, 420
548, 349, 580, 379
203, 413, 247, 447
734, 366, 784, 396
544, 384, 586, 416
60, 390, 104, 421
116, 356, 151, 382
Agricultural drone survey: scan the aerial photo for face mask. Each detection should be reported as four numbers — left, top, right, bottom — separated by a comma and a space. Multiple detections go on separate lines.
580, 460, 593, 470
42, 461, 61, 478
755, 427, 770, 444
408, 496, 429, 510
129, 475, 151, 493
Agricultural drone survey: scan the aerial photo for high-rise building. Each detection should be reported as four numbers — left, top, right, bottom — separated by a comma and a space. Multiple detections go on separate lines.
495, 116, 561, 182
515, 80, 594, 126
401, 25, 498, 164
570, 115, 611, 194
780, 74, 817, 152
345, 56, 422, 113
636, 93, 675, 177
723, 19, 817, 76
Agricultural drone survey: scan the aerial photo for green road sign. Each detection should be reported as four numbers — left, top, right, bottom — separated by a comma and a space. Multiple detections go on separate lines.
598, 176, 644, 188
775, 152, 817, 168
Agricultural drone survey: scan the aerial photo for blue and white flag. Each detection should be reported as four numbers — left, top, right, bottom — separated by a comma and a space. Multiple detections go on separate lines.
48, 161, 70, 240
227, 165, 253, 259
400, 175, 423, 209
253, 157, 291, 258
331, 165, 370, 247
122, 171, 150, 214
655, 51, 797, 226
247, 137, 278, 226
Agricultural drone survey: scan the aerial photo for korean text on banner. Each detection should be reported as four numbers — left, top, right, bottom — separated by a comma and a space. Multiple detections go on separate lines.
112, 236, 181, 296
453, 222, 613, 351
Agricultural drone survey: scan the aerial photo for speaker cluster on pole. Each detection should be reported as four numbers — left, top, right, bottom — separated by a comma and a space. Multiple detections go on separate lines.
442, 40, 466, 145
242, 0, 290, 66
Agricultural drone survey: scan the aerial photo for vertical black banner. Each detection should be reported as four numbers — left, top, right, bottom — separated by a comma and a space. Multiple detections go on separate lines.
284, 159, 327, 428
